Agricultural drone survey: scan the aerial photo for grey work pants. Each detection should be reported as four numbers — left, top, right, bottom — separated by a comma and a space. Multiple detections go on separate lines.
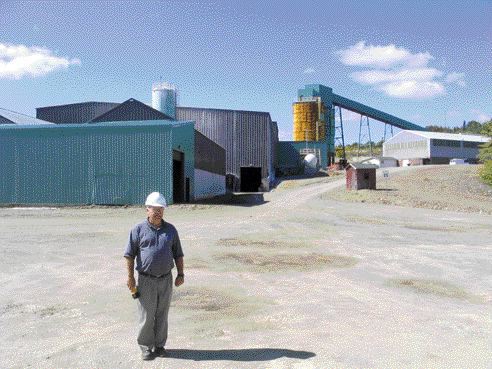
137, 273, 173, 351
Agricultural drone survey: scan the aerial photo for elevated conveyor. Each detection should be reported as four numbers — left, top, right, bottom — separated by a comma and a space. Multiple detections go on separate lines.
297, 84, 426, 131
331, 94, 425, 131
295, 84, 427, 166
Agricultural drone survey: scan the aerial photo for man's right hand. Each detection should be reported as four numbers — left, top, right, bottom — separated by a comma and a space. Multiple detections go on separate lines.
127, 276, 136, 291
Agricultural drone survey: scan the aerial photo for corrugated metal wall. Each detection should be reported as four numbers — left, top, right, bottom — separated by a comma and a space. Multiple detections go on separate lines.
195, 130, 225, 176
383, 131, 429, 160
277, 141, 328, 167
277, 141, 303, 169
194, 169, 225, 199
430, 139, 481, 160
0, 121, 176, 205
171, 121, 195, 201
176, 107, 275, 183
270, 121, 278, 181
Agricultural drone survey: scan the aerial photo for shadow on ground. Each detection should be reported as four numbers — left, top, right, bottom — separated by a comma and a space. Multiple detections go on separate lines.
166, 348, 316, 361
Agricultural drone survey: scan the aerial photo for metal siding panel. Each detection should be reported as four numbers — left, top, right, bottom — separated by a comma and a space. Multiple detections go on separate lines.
6, 128, 90, 204
92, 126, 173, 205
0, 122, 174, 205
194, 131, 225, 175
383, 131, 429, 160
177, 107, 234, 174
176, 107, 273, 183
0, 133, 16, 202
171, 122, 195, 202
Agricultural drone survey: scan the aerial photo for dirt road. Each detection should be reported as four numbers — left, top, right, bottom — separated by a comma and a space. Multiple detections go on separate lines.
1, 166, 491, 368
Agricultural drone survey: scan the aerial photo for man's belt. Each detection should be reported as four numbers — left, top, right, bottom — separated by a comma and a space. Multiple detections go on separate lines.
138, 271, 170, 279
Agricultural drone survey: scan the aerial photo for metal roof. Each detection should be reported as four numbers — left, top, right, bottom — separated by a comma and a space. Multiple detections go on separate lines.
403, 130, 490, 143
347, 163, 378, 169
0, 119, 192, 131
36, 101, 120, 123
90, 98, 172, 122
177, 106, 272, 118
37, 101, 120, 109
360, 156, 397, 162
0, 108, 54, 125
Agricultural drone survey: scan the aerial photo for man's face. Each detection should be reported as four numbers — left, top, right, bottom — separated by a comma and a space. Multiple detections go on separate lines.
146, 206, 164, 221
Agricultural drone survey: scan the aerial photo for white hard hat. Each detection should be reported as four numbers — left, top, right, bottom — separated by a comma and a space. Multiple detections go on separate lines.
145, 192, 167, 207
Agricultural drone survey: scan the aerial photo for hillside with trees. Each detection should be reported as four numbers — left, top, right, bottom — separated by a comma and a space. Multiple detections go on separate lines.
425, 120, 486, 134
477, 120, 492, 186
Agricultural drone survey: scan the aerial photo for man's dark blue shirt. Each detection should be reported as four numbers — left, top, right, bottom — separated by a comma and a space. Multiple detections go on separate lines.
124, 219, 184, 277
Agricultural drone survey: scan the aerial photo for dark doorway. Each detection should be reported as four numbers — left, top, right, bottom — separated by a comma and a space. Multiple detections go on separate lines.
240, 166, 262, 192
185, 177, 190, 203
173, 150, 184, 203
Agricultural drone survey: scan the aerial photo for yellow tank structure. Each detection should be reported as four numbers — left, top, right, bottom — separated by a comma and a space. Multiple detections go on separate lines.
293, 100, 326, 141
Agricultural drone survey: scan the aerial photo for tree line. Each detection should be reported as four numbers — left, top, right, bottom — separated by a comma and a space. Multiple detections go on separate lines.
475, 120, 492, 186
425, 120, 487, 135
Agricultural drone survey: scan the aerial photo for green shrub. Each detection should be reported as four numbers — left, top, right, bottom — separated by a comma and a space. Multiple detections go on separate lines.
479, 161, 492, 186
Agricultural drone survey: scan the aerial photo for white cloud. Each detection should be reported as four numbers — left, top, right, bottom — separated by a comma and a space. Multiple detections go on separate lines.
445, 72, 466, 87
303, 67, 316, 74
471, 109, 491, 122
351, 68, 443, 85
336, 41, 463, 99
0, 43, 80, 79
337, 41, 433, 69
378, 81, 445, 99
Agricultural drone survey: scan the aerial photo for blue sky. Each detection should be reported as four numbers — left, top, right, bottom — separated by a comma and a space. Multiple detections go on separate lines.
1, 0, 491, 142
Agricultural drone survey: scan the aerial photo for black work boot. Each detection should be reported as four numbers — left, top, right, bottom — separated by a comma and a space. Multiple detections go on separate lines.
141, 348, 153, 360
154, 347, 167, 357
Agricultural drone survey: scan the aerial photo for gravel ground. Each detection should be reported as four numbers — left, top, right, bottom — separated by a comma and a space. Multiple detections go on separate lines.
323, 165, 492, 214
0, 167, 491, 368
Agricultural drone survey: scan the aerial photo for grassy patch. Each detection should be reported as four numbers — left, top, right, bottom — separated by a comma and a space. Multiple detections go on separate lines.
0, 302, 23, 316
172, 287, 242, 312
403, 224, 466, 232
216, 238, 311, 249
172, 286, 274, 336
389, 278, 484, 303
186, 258, 209, 270
343, 215, 387, 225
479, 161, 492, 186
217, 252, 358, 272
38, 306, 58, 317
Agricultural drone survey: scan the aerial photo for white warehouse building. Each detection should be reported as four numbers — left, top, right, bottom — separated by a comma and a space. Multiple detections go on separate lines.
383, 130, 490, 165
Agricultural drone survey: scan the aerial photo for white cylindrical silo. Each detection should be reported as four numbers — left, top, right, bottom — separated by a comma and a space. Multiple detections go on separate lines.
152, 82, 177, 119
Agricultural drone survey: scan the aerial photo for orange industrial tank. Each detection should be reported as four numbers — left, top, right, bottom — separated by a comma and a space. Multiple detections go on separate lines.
292, 101, 326, 141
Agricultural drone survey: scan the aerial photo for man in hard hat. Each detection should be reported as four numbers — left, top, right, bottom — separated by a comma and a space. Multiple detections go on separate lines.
124, 192, 185, 360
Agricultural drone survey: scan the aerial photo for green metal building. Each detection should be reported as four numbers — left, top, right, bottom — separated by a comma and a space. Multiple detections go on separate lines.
276, 141, 328, 175
0, 120, 195, 205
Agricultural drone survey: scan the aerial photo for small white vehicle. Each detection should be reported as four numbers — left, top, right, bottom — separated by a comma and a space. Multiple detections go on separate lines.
449, 158, 468, 165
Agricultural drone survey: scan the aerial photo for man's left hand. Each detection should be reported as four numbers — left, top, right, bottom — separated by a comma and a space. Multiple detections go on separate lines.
175, 275, 184, 287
